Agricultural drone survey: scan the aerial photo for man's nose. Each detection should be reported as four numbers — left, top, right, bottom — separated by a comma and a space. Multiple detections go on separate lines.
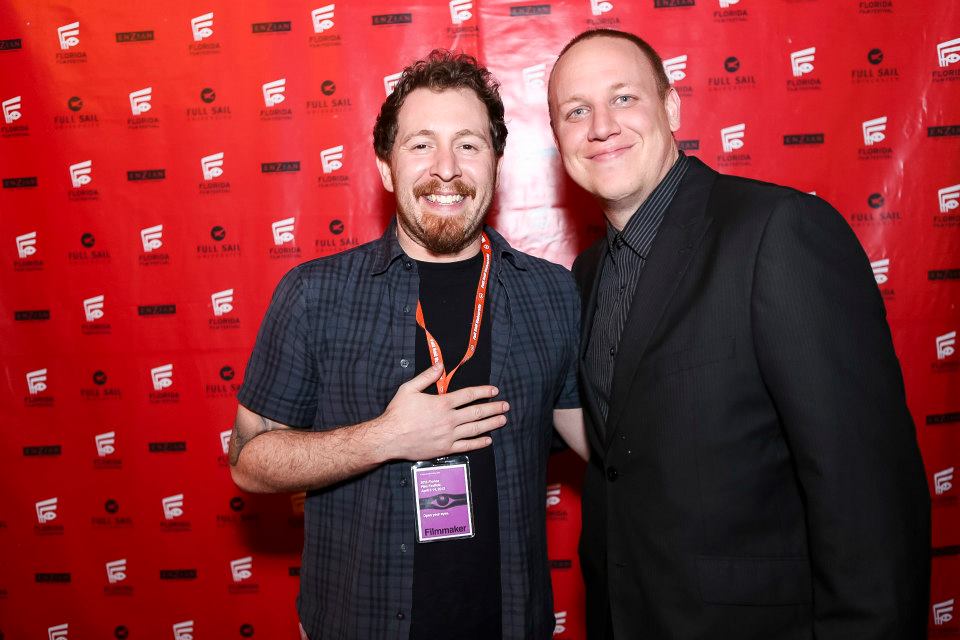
431, 145, 462, 182
588, 105, 620, 142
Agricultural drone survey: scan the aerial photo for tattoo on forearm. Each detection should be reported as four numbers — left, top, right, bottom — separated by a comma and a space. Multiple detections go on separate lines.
228, 415, 286, 466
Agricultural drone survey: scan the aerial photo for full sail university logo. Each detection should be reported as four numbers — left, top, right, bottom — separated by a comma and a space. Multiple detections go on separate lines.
270, 217, 301, 259
68, 232, 111, 264
139, 224, 169, 266
935, 183, 960, 228
260, 78, 293, 120
858, 116, 892, 160
851, 48, 900, 84
68, 159, 98, 201
1, 94, 28, 138
199, 151, 230, 194
54, 94, 99, 129
187, 86, 232, 121
933, 37, 960, 82
708, 55, 756, 91
318, 145, 349, 187
189, 12, 220, 55
310, 5, 341, 47
210, 289, 240, 330
848, 191, 901, 227
197, 224, 241, 258
127, 87, 158, 129
56, 21, 86, 64
663, 55, 692, 97
82, 369, 122, 401
787, 47, 820, 91
307, 79, 352, 115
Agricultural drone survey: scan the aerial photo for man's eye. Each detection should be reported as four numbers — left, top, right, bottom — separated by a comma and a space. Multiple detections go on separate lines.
614, 95, 635, 105
567, 107, 587, 120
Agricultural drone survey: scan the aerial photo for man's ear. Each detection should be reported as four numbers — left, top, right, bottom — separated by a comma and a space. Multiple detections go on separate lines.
494, 156, 503, 189
375, 155, 394, 192
665, 87, 681, 133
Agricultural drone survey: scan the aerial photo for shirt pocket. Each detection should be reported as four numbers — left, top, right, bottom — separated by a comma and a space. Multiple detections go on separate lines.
653, 336, 736, 378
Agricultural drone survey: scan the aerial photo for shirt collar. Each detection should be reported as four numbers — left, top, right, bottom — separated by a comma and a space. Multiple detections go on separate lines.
607, 150, 689, 259
370, 217, 529, 275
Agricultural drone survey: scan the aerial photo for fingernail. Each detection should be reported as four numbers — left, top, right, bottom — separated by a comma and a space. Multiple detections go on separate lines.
490, 387, 498, 396
502, 402, 509, 411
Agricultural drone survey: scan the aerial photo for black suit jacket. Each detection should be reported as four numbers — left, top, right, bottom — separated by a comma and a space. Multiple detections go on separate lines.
573, 157, 930, 640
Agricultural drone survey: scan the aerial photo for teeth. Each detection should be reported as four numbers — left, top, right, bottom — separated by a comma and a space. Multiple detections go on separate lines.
425, 194, 464, 205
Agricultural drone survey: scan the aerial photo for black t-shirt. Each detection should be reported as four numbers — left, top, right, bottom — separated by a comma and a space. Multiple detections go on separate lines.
410, 252, 502, 640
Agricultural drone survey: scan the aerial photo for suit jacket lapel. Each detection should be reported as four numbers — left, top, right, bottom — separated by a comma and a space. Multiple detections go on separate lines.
603, 157, 718, 449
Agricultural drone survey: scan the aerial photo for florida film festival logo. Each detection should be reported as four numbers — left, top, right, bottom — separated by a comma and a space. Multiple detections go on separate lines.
36, 497, 58, 523
16, 231, 37, 258
937, 37, 960, 68
162, 493, 184, 520
937, 331, 956, 360
262, 78, 286, 107
129, 87, 152, 115
95, 431, 116, 457
192, 12, 214, 41
663, 55, 687, 83
69, 159, 92, 187
200, 151, 229, 193
105, 558, 127, 584
940, 184, 960, 212
384, 72, 402, 96
141, 224, 163, 252
871, 258, 890, 284
48, 623, 69, 640
2, 95, 21, 123
82, 294, 108, 333
934, 598, 955, 626
212, 289, 234, 316
522, 63, 547, 103
26, 368, 48, 394
862, 116, 887, 145
935, 467, 955, 496
450, 0, 473, 24
149, 364, 177, 403
57, 21, 80, 49
172, 620, 194, 640
589, 0, 613, 16
312, 4, 335, 32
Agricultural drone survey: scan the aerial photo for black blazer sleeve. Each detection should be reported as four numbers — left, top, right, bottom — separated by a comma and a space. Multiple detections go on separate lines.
751, 193, 931, 638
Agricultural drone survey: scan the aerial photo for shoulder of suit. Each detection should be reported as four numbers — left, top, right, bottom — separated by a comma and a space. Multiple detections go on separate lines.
709, 172, 834, 222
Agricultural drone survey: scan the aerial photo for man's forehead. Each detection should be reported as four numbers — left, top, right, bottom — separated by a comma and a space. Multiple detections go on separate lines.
551, 37, 655, 99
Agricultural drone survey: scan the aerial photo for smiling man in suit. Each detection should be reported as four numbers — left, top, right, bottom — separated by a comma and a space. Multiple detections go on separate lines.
548, 29, 930, 639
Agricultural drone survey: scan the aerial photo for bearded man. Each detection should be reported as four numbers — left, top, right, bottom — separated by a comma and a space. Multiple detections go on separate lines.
229, 50, 586, 640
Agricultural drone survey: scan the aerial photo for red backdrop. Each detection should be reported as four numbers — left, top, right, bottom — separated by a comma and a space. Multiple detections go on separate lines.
1, 1, 957, 638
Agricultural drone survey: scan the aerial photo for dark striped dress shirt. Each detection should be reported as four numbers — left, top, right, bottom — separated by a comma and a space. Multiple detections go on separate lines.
584, 152, 690, 431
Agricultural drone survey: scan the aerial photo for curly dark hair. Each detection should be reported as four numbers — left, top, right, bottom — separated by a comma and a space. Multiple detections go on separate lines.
373, 49, 508, 161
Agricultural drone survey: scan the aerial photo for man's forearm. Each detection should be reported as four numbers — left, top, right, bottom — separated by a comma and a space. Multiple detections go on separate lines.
230, 416, 388, 493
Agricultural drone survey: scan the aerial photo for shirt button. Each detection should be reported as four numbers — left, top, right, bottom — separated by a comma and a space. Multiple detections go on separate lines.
400, 477, 408, 487
403, 261, 413, 270
403, 304, 410, 314
400, 543, 407, 553
606, 466, 619, 482
400, 358, 410, 368
396, 611, 405, 620
609, 347, 616, 357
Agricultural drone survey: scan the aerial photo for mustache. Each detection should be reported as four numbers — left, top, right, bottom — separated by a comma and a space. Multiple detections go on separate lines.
412, 179, 476, 200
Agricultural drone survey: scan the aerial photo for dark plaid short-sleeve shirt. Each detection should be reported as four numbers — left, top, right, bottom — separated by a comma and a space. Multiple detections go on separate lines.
238, 221, 580, 640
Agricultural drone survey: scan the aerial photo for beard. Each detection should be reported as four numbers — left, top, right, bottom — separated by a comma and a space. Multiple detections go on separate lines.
396, 178, 486, 256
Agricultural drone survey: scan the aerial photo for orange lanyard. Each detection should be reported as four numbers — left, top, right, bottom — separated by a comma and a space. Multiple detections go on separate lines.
415, 232, 492, 395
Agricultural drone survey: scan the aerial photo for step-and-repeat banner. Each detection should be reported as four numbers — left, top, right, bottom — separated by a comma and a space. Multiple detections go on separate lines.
1, 0, 957, 638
